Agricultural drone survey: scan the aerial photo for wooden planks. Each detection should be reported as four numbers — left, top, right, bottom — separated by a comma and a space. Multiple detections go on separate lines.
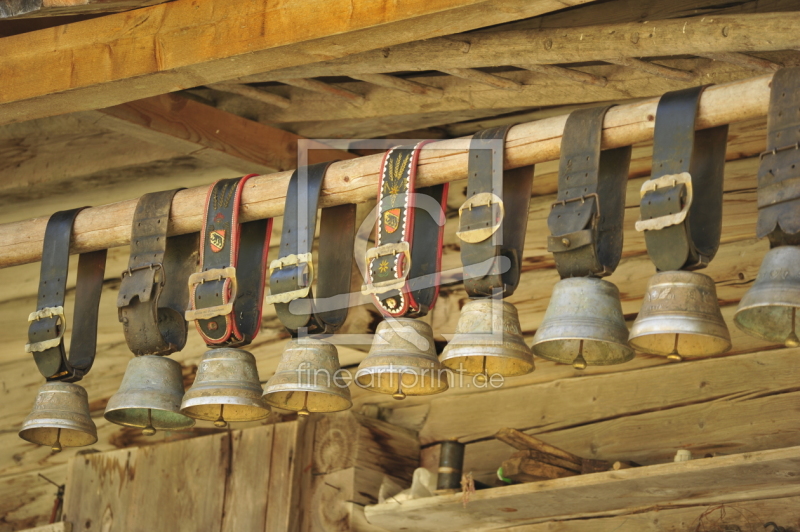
221, 426, 274, 532
364, 446, 800, 531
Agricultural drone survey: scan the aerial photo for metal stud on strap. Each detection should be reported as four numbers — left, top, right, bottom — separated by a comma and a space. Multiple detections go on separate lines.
362, 242, 412, 295
265, 253, 314, 304
456, 192, 505, 243
636, 172, 693, 232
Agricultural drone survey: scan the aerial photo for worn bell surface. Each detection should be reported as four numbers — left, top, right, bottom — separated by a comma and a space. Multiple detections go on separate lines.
180, 347, 269, 426
19, 381, 97, 451
356, 318, 448, 399
735, 246, 800, 347
629, 270, 731, 360
105, 355, 195, 435
532, 277, 634, 369
263, 338, 352, 415
440, 299, 534, 378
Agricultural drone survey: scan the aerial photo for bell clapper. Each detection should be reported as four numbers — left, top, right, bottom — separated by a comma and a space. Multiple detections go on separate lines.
392, 376, 406, 400
214, 404, 228, 428
51, 428, 62, 453
786, 307, 799, 348
298, 392, 311, 417
667, 334, 683, 362
572, 340, 587, 370
142, 408, 157, 436
475, 357, 488, 384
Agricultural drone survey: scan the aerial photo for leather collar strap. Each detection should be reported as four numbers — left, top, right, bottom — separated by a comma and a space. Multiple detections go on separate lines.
266, 162, 357, 335
638, 86, 729, 272
757, 67, 800, 247
364, 141, 448, 317
27, 208, 107, 382
118, 190, 198, 356
460, 126, 534, 297
548, 106, 632, 278
186, 175, 272, 347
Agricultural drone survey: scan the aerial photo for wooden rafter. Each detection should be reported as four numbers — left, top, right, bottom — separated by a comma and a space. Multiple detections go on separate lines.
440, 68, 522, 90
351, 73, 443, 97
699, 52, 784, 72
515, 64, 608, 86
281, 79, 365, 104
605, 57, 696, 81
207, 83, 291, 109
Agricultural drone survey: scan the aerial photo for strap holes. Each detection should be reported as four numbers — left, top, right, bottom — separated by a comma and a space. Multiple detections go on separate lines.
584, 188, 587, 192
679, 159, 683, 164
586, 156, 590, 161
216, 293, 219, 297
585, 173, 588, 177
157, 219, 161, 224
648, 201, 651, 205
557, 215, 561, 218
565, 191, 569, 196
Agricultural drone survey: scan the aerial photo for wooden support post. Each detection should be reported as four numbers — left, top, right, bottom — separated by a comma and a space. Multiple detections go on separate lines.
699, 52, 783, 72
282, 78, 365, 104
606, 57, 696, 81
440, 68, 523, 90
515, 64, 608, 86
350, 73, 444, 96
0, 73, 774, 269
207, 82, 292, 109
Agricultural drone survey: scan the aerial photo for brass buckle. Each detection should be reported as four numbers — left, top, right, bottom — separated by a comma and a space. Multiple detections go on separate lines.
456, 192, 505, 244
184, 267, 238, 321
361, 242, 412, 295
25, 306, 66, 353
265, 253, 314, 304
635, 172, 693, 232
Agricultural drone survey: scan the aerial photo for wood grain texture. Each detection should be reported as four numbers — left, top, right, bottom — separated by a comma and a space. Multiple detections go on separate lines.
0, 0, 167, 19
221, 426, 274, 532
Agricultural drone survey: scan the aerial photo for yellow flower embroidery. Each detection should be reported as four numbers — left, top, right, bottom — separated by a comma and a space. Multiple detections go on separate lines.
378, 259, 390, 274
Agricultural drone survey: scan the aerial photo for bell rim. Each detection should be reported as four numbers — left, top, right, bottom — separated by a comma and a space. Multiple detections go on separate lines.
103, 406, 196, 430
532, 345, 636, 366
262, 387, 353, 413
628, 331, 732, 357
439, 349, 535, 376
354, 369, 449, 396
179, 396, 271, 422
19, 423, 98, 447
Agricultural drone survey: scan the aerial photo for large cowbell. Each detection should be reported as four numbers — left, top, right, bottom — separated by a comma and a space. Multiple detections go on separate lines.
180, 347, 269, 426
263, 338, 352, 415
19, 382, 97, 452
629, 270, 731, 360
533, 277, 633, 369
356, 318, 448, 399
440, 299, 533, 379
735, 246, 800, 347
105, 355, 195, 435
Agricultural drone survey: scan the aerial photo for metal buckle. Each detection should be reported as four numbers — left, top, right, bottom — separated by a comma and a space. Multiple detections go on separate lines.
184, 267, 238, 321
456, 192, 505, 244
25, 306, 66, 353
759, 142, 800, 160
361, 242, 412, 295
121, 262, 164, 280
265, 253, 314, 304
635, 172, 693, 232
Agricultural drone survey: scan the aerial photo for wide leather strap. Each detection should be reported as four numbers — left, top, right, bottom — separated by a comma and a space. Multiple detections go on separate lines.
267, 162, 357, 335
460, 126, 534, 297
364, 141, 448, 318
757, 67, 800, 247
638, 86, 729, 272
27, 208, 107, 382
548, 106, 631, 278
186, 175, 272, 347
118, 190, 199, 356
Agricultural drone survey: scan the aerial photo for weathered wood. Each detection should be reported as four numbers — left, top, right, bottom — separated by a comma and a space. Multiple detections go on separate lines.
207, 83, 292, 109
282, 79, 366, 105
364, 446, 800, 531
495, 429, 582, 466
0, 73, 774, 269
440, 68, 522, 90
0, 0, 166, 19
700, 52, 784, 72
266, 420, 314, 532
240, 12, 800, 81
606, 57, 695, 81
18, 523, 72, 532
516, 64, 607, 86
350, 74, 444, 97
221, 426, 275, 532
502, 454, 580, 482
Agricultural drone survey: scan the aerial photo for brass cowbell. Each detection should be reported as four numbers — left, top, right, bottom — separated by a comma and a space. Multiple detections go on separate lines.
440, 299, 533, 380
19, 381, 97, 452
356, 318, 448, 399
629, 270, 731, 360
180, 347, 269, 426
263, 338, 352, 415
105, 355, 195, 435
532, 277, 633, 369
735, 246, 800, 347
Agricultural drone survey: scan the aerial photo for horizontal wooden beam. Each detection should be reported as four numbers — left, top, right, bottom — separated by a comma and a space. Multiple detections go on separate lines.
440, 68, 522, 90
207, 83, 292, 109
281, 78, 366, 105
516, 64, 607, 86
351, 73, 443, 96
0, 73, 773, 268
699, 51, 784, 72
0, 0, 592, 125
240, 12, 800, 82
606, 57, 696, 81
0, 0, 166, 19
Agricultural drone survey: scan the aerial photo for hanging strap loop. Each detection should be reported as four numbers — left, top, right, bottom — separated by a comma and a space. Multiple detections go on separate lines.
27, 208, 107, 382
638, 86, 729, 272
548, 106, 632, 279
364, 141, 449, 317
118, 189, 198, 356
186, 175, 273, 348
267, 162, 357, 335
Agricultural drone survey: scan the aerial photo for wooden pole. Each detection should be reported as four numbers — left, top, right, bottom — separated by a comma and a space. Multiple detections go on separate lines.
0, 73, 772, 269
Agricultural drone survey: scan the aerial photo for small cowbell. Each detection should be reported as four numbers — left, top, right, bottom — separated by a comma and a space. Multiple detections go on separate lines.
532, 277, 633, 369
263, 338, 352, 415
104, 355, 195, 435
629, 270, 731, 361
180, 347, 269, 427
19, 381, 97, 452
440, 299, 534, 380
356, 318, 448, 399
735, 246, 800, 347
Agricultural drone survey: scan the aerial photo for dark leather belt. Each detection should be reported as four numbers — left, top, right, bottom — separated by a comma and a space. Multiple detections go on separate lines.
460, 126, 534, 297
267, 162, 357, 335
364, 141, 448, 318
186, 175, 273, 347
638, 86, 728, 272
758, 67, 800, 247
548, 106, 631, 278
118, 189, 198, 356
27, 208, 107, 382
